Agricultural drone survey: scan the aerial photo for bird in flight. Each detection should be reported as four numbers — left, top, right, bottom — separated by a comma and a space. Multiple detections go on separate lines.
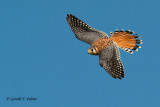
66, 14, 142, 79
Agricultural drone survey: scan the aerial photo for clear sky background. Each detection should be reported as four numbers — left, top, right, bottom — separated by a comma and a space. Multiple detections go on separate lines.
0, 0, 159, 107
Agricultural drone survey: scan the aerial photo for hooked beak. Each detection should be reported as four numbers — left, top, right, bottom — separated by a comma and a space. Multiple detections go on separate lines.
88, 49, 92, 54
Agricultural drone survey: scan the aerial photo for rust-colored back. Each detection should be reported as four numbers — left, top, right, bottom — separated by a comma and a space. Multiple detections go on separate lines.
91, 37, 113, 53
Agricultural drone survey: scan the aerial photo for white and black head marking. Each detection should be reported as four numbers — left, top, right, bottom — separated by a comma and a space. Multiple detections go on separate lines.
88, 46, 99, 55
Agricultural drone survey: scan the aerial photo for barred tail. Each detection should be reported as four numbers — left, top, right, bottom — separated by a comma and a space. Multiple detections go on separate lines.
110, 29, 142, 54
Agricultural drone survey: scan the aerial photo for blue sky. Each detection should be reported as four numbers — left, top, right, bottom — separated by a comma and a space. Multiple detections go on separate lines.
0, 0, 160, 107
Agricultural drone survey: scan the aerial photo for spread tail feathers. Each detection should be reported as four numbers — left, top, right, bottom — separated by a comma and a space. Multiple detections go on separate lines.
110, 29, 142, 54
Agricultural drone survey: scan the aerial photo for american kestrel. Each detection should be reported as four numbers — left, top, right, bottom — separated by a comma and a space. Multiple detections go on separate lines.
66, 14, 142, 79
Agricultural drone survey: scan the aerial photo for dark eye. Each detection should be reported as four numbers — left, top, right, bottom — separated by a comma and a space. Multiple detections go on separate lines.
91, 49, 93, 51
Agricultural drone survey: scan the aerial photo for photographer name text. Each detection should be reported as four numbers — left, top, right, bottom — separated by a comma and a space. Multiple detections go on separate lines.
6, 97, 37, 101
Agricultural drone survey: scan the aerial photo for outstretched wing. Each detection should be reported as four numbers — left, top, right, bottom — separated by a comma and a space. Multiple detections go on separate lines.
66, 14, 109, 45
99, 43, 124, 79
